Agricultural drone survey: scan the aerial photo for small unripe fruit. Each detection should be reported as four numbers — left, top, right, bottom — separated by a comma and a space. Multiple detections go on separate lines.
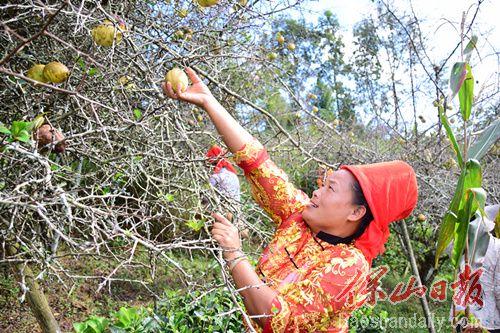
308, 93, 318, 100
197, 115, 203, 123
26, 64, 48, 83
43, 61, 69, 83
174, 30, 184, 39
417, 213, 426, 222
312, 106, 318, 113
268, 52, 278, 60
287, 42, 296, 51
177, 9, 188, 18
165, 68, 189, 92
197, 0, 219, 7
332, 119, 340, 127
92, 20, 125, 47
277, 33, 285, 44
433, 100, 439, 107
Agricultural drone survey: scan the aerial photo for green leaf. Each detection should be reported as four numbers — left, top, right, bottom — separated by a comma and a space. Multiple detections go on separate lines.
469, 118, 500, 160
76, 58, 86, 71
435, 159, 481, 267
458, 63, 474, 122
439, 106, 463, 168
185, 220, 204, 232
0, 125, 11, 135
88, 67, 98, 76
14, 130, 31, 142
165, 193, 174, 202
452, 188, 486, 267
73, 322, 88, 333
449, 62, 467, 99
468, 210, 491, 270
464, 35, 478, 63
133, 109, 142, 120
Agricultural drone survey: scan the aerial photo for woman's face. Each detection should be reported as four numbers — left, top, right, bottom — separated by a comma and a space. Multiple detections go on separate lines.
302, 169, 360, 234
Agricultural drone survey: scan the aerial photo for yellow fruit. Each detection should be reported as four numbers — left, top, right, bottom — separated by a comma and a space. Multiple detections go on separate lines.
174, 30, 184, 39
177, 9, 188, 18
239, 0, 248, 6
332, 119, 340, 126
197, 115, 203, 122
165, 67, 189, 93
277, 33, 285, 44
197, 0, 219, 7
43, 61, 69, 83
268, 52, 278, 60
398, 138, 406, 145
287, 42, 296, 51
308, 93, 317, 100
92, 20, 124, 47
312, 106, 318, 113
417, 213, 426, 222
118, 76, 130, 85
26, 64, 48, 83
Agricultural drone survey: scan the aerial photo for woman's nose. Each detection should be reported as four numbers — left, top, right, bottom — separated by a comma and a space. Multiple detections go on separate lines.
312, 189, 320, 199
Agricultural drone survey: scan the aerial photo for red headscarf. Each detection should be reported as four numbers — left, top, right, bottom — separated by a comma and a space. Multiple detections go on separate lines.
340, 161, 418, 265
206, 145, 238, 175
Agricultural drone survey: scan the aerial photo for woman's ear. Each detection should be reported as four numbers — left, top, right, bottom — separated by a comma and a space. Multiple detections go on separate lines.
349, 205, 366, 222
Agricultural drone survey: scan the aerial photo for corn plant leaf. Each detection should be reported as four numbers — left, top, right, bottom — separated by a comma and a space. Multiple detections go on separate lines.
469, 118, 500, 161
452, 187, 486, 267
458, 63, 474, 122
439, 106, 463, 168
449, 62, 467, 99
464, 35, 478, 63
435, 159, 481, 267
468, 210, 491, 271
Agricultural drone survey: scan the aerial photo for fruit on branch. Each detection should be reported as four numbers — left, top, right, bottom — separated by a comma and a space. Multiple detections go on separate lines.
239, 0, 248, 6
417, 213, 426, 222
312, 106, 318, 113
26, 64, 48, 83
287, 42, 296, 51
267, 52, 278, 60
276, 32, 285, 44
91, 19, 125, 47
177, 9, 188, 18
332, 119, 340, 127
197, 0, 219, 7
174, 30, 184, 39
43, 62, 69, 83
165, 68, 189, 93
308, 93, 317, 100
33, 124, 66, 153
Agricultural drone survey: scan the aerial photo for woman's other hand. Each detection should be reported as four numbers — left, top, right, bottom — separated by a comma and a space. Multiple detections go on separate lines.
211, 212, 242, 261
162, 67, 214, 108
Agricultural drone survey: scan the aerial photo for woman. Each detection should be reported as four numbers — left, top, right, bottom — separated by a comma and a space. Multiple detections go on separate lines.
162, 68, 418, 332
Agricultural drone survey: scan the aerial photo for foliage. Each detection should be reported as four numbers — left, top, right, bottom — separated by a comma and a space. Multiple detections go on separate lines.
73, 288, 244, 333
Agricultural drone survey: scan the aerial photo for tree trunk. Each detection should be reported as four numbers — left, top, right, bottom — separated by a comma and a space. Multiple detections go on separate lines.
6, 244, 61, 333
398, 221, 436, 333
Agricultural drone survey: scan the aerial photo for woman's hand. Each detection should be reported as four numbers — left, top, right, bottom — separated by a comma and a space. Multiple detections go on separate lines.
211, 212, 241, 261
162, 67, 214, 108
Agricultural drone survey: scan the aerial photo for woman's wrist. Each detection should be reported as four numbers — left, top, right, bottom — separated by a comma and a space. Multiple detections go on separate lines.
226, 252, 248, 273
201, 94, 218, 110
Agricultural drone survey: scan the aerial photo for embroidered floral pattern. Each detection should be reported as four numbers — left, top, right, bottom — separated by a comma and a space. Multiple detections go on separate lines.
235, 139, 370, 333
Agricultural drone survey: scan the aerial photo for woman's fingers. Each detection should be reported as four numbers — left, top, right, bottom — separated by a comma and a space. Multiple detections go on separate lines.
162, 81, 178, 99
185, 67, 202, 84
212, 212, 233, 227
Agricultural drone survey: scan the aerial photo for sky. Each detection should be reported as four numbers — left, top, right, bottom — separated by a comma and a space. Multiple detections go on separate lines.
299, 0, 499, 92
290, 0, 499, 127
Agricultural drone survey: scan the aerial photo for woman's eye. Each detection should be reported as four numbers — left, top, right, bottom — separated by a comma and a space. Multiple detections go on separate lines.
329, 186, 334, 192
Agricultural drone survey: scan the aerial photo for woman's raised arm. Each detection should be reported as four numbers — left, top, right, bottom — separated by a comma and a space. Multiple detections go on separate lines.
162, 67, 253, 153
